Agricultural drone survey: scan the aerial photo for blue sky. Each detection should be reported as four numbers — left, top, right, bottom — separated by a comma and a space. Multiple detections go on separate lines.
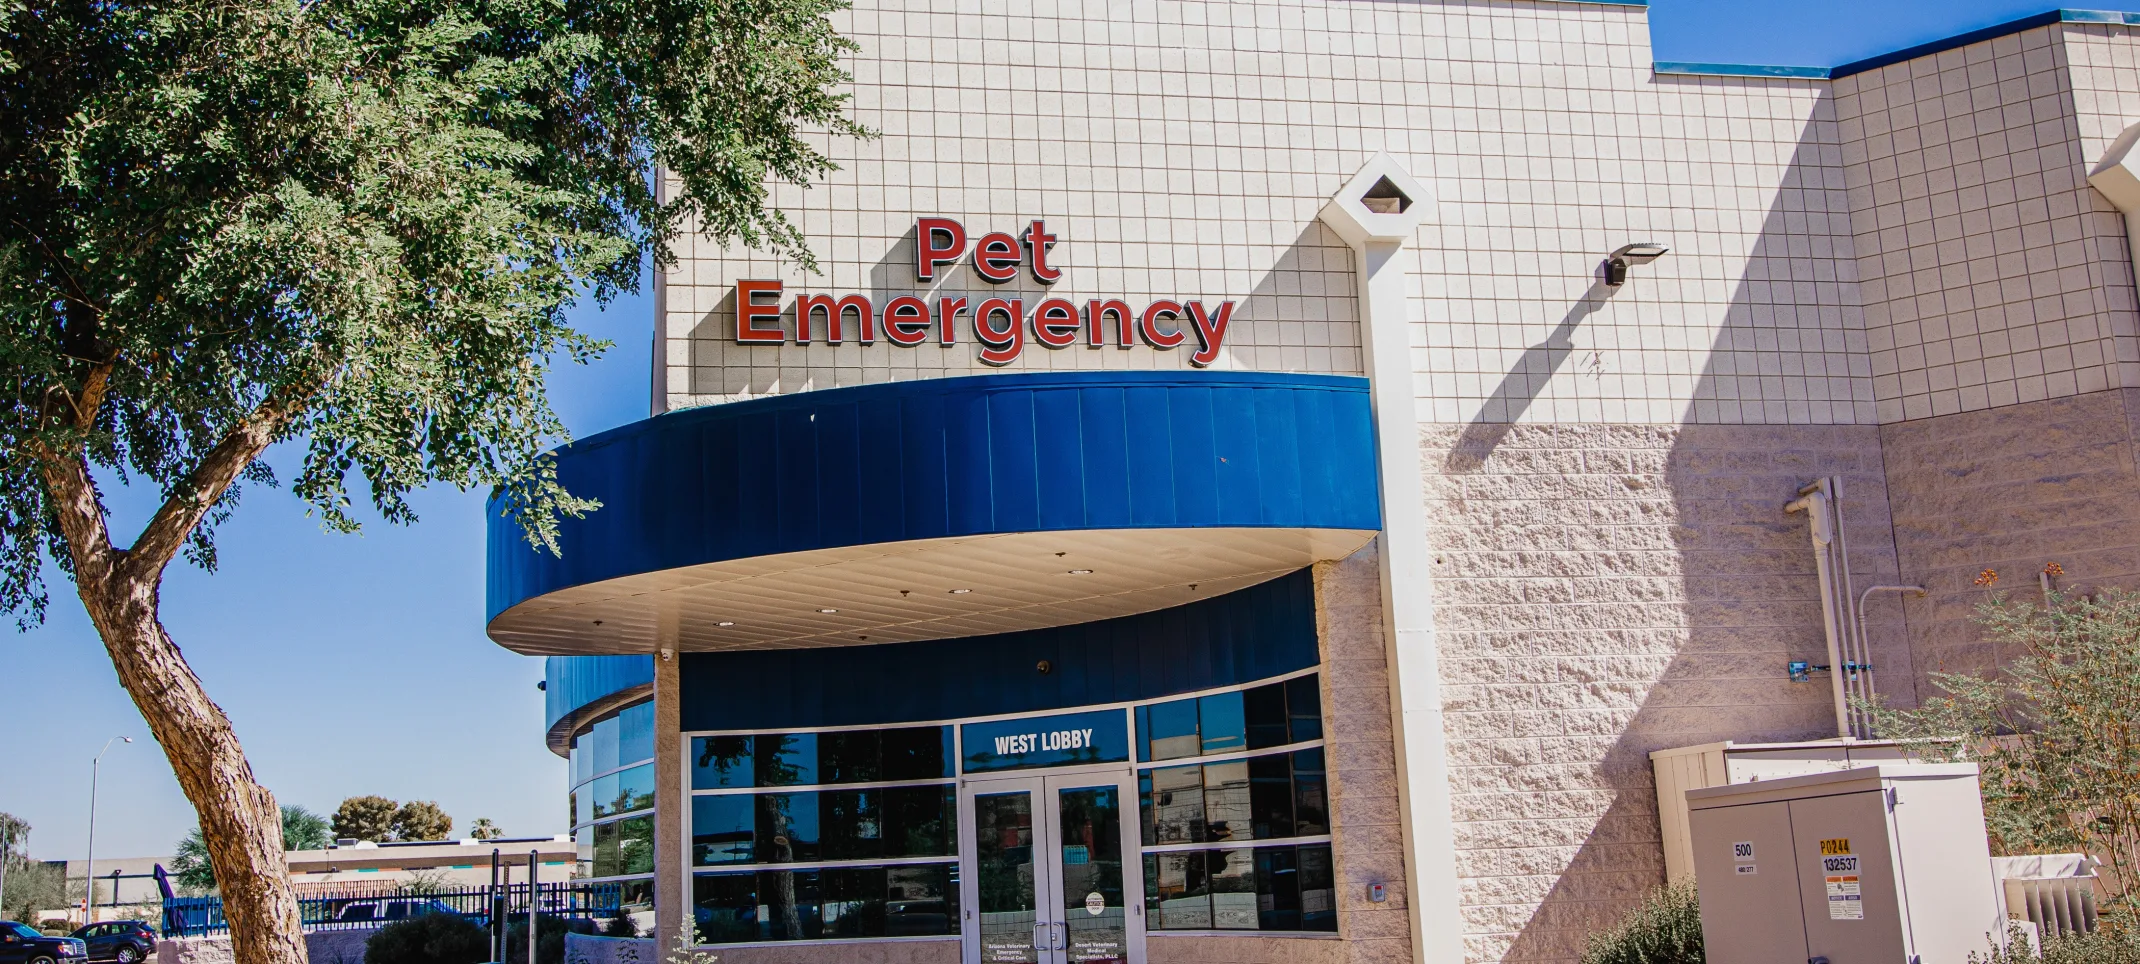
9, 0, 2140, 866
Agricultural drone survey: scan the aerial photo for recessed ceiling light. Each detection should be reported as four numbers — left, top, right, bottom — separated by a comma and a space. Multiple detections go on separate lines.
818, 608, 839, 614
717, 621, 735, 627
948, 588, 972, 594
1068, 569, 1094, 575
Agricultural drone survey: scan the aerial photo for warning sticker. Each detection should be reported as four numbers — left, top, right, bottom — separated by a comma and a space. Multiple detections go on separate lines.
1824, 854, 1862, 920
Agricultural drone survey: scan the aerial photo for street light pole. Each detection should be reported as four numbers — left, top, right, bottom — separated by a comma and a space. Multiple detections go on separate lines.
84, 736, 131, 922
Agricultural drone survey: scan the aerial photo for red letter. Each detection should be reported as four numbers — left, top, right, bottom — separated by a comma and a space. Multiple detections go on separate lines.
1032, 298, 1079, 348
973, 232, 1021, 284
1024, 220, 1061, 285
883, 296, 931, 346
1087, 299, 1133, 348
795, 294, 874, 344
937, 297, 966, 345
916, 218, 967, 282
1186, 300, 1234, 366
1140, 300, 1186, 349
736, 280, 784, 343
975, 297, 1023, 365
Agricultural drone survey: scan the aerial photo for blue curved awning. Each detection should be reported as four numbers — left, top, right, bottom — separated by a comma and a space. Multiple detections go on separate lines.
486, 371, 1381, 654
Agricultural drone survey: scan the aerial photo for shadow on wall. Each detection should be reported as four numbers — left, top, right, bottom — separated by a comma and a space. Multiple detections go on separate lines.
1421, 80, 1920, 963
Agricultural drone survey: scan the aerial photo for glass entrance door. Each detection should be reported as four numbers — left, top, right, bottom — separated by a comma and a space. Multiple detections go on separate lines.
961, 773, 1143, 964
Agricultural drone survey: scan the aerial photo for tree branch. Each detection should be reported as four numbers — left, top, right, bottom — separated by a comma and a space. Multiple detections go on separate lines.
121, 376, 323, 584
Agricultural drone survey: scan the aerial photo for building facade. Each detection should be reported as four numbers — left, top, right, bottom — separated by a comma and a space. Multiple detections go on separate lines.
492, 4, 2140, 963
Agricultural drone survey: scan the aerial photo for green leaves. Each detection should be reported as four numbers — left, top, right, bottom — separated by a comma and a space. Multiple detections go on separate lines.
0, 0, 866, 613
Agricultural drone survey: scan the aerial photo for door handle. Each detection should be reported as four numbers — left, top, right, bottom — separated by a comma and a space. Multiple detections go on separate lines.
1054, 921, 1067, 951
1034, 923, 1048, 951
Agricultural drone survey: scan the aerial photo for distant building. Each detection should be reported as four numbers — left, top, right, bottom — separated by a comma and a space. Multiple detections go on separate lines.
285, 838, 574, 895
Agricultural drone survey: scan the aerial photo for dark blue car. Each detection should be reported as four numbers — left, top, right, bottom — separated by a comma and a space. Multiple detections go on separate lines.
66, 923, 154, 964
0, 922, 87, 964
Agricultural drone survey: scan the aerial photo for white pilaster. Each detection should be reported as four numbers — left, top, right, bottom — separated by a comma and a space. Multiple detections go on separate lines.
1318, 154, 1464, 964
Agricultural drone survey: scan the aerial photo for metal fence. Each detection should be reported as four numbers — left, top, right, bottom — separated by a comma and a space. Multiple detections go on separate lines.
161, 881, 622, 938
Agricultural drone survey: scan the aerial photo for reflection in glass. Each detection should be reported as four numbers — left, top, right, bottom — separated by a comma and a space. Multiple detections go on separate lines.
615, 764, 656, 814
590, 772, 620, 819
1201, 761, 1251, 842
1196, 692, 1245, 755
1248, 755, 1293, 839
1244, 683, 1289, 750
592, 821, 620, 878
590, 715, 620, 775
819, 731, 881, 784
756, 793, 820, 864
1057, 786, 1127, 964
1286, 676, 1323, 744
881, 727, 953, 781
756, 734, 818, 787
1139, 845, 1336, 934
692, 735, 753, 789
1208, 848, 1258, 930
618, 702, 655, 765
1140, 701, 1198, 762
1293, 749, 1329, 836
1142, 765, 1203, 845
691, 796, 754, 866
690, 865, 958, 944
615, 814, 655, 875
1142, 852, 1210, 930
973, 792, 1038, 964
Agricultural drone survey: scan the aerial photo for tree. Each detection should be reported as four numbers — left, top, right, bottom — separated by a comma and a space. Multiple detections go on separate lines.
467, 819, 502, 841
1, 858, 66, 923
390, 802, 452, 843
0, 0, 861, 961
0, 811, 25, 916
332, 798, 399, 844
1868, 586, 2140, 917
175, 806, 339, 890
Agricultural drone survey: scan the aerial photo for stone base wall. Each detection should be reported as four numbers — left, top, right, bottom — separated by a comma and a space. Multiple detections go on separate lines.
1148, 934, 1349, 964
1312, 542, 1415, 964
156, 928, 376, 964
1883, 389, 2140, 684
684, 939, 957, 964
1422, 422, 1902, 963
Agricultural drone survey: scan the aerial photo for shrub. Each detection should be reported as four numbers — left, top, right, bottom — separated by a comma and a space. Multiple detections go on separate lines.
1581, 883, 1704, 964
502, 913, 592, 964
1972, 924, 2140, 964
601, 915, 639, 939
364, 913, 489, 964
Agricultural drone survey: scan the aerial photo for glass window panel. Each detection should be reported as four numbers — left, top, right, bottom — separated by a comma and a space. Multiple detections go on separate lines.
575, 826, 594, 879
756, 869, 823, 941
1254, 846, 1301, 931
1243, 682, 1289, 750
690, 873, 757, 944
1299, 845, 1337, 932
819, 790, 882, 862
615, 814, 655, 876
819, 867, 887, 939
1201, 760, 1252, 843
882, 785, 955, 858
973, 792, 1037, 964
1286, 676, 1323, 744
1142, 699, 1199, 762
881, 727, 952, 781
1134, 706, 1151, 762
1143, 852, 1209, 931
1197, 691, 1246, 755
572, 789, 588, 828
616, 764, 656, 814
1057, 785, 1127, 962
818, 732, 880, 785
1142, 764, 1204, 845
1292, 748, 1329, 837
617, 879, 656, 916
1208, 848, 1259, 930
592, 821, 621, 878
755, 734, 818, 787
590, 772, 621, 820
590, 715, 621, 775
618, 702, 654, 765
756, 793, 820, 864
571, 745, 591, 788
691, 796, 754, 866
1247, 754, 1295, 841
692, 736, 754, 790
885, 865, 958, 937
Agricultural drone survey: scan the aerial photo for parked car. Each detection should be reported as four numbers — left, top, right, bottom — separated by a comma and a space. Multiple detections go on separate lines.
0, 921, 87, 964
329, 899, 476, 926
67, 922, 154, 964
60, 924, 148, 964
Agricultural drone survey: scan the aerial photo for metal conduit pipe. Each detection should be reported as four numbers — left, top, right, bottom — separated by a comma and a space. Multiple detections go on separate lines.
1785, 479, 1855, 739
1855, 584, 1925, 733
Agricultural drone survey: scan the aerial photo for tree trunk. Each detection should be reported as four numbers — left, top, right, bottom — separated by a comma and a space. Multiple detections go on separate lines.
75, 576, 306, 964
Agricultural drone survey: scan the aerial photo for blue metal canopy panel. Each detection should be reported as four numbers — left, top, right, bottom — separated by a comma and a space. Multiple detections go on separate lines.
677, 568, 1320, 731
487, 371, 1380, 623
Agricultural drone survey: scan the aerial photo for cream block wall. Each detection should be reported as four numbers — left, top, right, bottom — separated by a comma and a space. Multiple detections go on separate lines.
661, 0, 1875, 428
1834, 24, 2140, 422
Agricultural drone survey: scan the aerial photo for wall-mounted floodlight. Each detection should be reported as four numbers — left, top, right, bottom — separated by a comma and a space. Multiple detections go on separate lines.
1603, 242, 1669, 286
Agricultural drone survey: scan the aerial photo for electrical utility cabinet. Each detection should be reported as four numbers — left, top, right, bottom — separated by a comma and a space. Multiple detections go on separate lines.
1687, 764, 2001, 964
